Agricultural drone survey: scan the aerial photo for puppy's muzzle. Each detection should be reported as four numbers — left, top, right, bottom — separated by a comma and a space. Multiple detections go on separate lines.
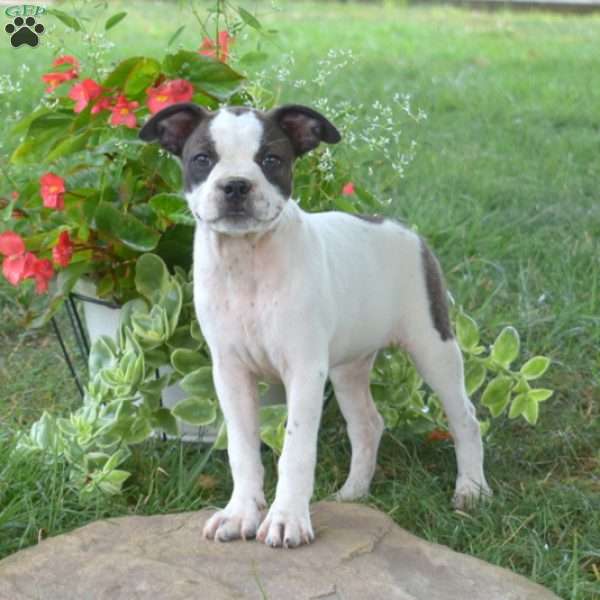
219, 178, 253, 217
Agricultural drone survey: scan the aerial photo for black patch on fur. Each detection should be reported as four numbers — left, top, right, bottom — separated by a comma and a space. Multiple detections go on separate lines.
181, 118, 218, 192
421, 239, 453, 341
139, 103, 209, 157
270, 104, 342, 157
350, 213, 386, 224
253, 114, 296, 199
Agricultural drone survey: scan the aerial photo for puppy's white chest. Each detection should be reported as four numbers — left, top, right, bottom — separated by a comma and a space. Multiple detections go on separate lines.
194, 235, 287, 378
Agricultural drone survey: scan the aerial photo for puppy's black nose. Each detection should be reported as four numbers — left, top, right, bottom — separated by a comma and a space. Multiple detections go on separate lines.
222, 178, 252, 200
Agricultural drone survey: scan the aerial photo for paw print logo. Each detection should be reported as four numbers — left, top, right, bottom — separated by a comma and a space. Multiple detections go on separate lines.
5, 16, 45, 48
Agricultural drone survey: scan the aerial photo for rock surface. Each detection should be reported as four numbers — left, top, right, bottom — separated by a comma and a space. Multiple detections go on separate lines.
0, 502, 559, 600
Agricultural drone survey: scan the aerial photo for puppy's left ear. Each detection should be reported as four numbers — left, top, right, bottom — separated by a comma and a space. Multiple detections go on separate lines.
270, 104, 341, 157
139, 102, 209, 157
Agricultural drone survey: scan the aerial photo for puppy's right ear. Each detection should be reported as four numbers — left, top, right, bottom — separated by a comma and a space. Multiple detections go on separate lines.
139, 103, 209, 157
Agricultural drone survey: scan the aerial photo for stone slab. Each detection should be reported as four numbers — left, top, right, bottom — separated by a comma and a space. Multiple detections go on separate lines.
0, 502, 560, 600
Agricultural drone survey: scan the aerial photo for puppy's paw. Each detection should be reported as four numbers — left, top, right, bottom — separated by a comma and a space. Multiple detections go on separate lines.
256, 503, 314, 549
203, 497, 265, 542
334, 479, 370, 502
453, 477, 492, 510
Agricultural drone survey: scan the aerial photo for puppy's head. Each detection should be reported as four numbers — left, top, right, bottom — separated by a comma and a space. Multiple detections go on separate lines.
139, 103, 341, 236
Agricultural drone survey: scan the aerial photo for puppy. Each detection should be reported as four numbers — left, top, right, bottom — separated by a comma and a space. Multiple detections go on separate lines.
139, 103, 491, 548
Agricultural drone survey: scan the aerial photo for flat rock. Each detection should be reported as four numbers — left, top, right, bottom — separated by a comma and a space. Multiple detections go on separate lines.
0, 502, 559, 600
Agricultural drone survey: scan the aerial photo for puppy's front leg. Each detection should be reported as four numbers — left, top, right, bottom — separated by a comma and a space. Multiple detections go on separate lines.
203, 360, 266, 542
257, 362, 328, 548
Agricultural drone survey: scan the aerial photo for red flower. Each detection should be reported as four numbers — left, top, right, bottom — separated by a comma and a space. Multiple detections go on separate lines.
91, 96, 112, 115
199, 31, 233, 63
341, 182, 355, 196
40, 172, 66, 210
2, 252, 34, 287
52, 55, 80, 74
41, 70, 77, 93
0, 231, 25, 257
109, 95, 139, 129
68, 79, 103, 113
0, 231, 53, 293
29, 257, 54, 294
425, 429, 453, 444
52, 231, 74, 268
146, 79, 194, 114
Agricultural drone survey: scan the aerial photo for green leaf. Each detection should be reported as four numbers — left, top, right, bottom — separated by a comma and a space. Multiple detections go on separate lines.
98, 469, 130, 495
180, 367, 214, 397
135, 253, 170, 303
89, 336, 118, 377
260, 404, 288, 428
237, 7, 262, 29
10, 128, 66, 164
332, 196, 358, 213
167, 325, 202, 351
456, 312, 479, 351
190, 319, 204, 342
529, 388, 553, 402
261, 421, 285, 454
103, 57, 159, 96
151, 408, 179, 436
123, 58, 161, 97
103, 57, 143, 88
465, 361, 487, 396
154, 224, 194, 272
94, 202, 160, 252
259, 404, 288, 452
172, 397, 217, 426
47, 8, 82, 31
11, 107, 52, 135
47, 131, 91, 162
105, 11, 127, 31
259, 404, 288, 454
520, 356, 550, 380
213, 420, 228, 450
171, 349, 206, 375
513, 376, 530, 395
149, 193, 195, 226
167, 25, 186, 47
481, 375, 512, 417
123, 417, 153, 444
508, 393, 528, 419
491, 326, 520, 368
30, 412, 61, 452
13, 109, 73, 137
163, 51, 245, 100
160, 280, 183, 335
523, 396, 539, 424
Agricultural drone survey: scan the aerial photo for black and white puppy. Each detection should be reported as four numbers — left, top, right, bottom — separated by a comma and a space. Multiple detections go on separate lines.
139, 103, 491, 549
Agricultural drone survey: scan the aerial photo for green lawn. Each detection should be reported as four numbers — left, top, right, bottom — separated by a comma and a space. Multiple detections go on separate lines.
1, 2, 599, 599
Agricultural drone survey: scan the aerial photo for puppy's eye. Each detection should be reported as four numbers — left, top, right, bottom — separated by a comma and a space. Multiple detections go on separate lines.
262, 154, 281, 168
192, 153, 212, 168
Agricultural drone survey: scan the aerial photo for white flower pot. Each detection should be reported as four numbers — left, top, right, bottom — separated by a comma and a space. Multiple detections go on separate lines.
73, 280, 286, 443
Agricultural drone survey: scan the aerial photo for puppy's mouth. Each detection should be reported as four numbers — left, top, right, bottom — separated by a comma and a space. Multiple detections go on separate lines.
202, 206, 282, 225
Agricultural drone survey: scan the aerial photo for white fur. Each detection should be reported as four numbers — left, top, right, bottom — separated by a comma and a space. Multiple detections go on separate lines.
196, 109, 490, 548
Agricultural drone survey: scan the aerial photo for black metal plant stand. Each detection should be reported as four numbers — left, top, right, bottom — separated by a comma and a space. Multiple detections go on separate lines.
51, 292, 120, 399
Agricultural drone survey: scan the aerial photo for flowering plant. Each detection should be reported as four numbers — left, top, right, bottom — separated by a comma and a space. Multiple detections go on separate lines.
0, 7, 249, 325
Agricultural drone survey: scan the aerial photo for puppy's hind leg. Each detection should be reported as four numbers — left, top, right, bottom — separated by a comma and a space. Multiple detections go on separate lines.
330, 353, 384, 501
407, 331, 491, 508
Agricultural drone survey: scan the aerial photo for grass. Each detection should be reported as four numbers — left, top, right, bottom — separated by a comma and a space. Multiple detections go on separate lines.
1, 2, 600, 599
